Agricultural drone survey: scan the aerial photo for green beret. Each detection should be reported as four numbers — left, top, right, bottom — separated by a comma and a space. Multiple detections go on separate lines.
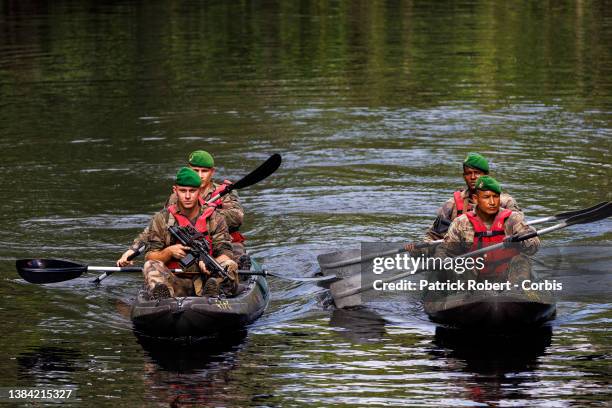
475, 176, 502, 194
188, 150, 214, 168
463, 152, 489, 173
175, 167, 201, 187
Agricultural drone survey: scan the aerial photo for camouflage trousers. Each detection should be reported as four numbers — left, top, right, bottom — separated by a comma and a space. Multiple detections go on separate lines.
143, 260, 200, 297
143, 260, 240, 297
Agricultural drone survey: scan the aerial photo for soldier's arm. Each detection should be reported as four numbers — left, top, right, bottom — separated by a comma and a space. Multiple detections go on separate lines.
433, 217, 467, 258
501, 193, 522, 213
208, 212, 234, 260
144, 213, 188, 263
424, 199, 454, 242
508, 212, 540, 255
215, 190, 244, 230
116, 226, 150, 266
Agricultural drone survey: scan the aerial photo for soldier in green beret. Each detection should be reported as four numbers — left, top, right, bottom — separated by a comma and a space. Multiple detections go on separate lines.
117, 150, 247, 266
140, 167, 239, 299
408, 153, 521, 254
434, 176, 539, 283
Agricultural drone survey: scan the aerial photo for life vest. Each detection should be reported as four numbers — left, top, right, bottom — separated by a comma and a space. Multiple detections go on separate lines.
454, 191, 472, 216
465, 209, 519, 275
199, 180, 246, 244
165, 204, 215, 269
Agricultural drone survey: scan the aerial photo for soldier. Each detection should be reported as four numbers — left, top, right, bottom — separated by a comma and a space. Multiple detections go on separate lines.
117, 150, 246, 266
434, 176, 539, 283
426, 153, 521, 241
406, 153, 520, 255
142, 167, 238, 299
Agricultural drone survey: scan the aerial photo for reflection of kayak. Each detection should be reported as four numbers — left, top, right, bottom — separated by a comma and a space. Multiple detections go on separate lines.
423, 290, 556, 329
131, 262, 270, 339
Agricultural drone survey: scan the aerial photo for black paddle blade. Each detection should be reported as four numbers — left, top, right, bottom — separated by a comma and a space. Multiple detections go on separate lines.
556, 201, 610, 220
15, 259, 87, 284
566, 202, 612, 226
231, 154, 282, 191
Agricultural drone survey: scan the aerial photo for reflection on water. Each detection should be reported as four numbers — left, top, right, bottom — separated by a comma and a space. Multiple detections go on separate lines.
17, 346, 80, 381
329, 307, 387, 344
0, 0, 610, 406
138, 333, 248, 406
431, 326, 553, 405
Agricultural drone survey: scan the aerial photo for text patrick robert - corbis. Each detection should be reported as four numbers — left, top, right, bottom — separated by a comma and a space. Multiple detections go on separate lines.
370, 254, 563, 291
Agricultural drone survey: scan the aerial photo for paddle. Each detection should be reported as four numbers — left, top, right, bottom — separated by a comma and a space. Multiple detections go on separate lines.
97, 154, 284, 283
207, 153, 282, 203
318, 202, 610, 271
330, 201, 612, 308
93, 245, 144, 284
16, 258, 336, 284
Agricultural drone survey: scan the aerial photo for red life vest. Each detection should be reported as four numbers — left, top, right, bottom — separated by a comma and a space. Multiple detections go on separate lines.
454, 191, 472, 216
465, 209, 519, 275
198, 180, 246, 244
165, 204, 215, 269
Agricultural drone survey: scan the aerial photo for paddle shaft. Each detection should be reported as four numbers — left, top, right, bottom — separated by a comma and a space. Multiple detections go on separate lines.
322, 215, 557, 270
90, 266, 334, 282
333, 203, 612, 300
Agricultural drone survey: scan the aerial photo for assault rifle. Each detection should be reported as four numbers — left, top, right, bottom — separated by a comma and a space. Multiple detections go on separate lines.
168, 225, 231, 281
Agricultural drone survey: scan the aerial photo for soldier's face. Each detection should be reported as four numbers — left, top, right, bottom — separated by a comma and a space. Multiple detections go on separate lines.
463, 166, 485, 190
473, 190, 500, 215
190, 165, 215, 187
174, 186, 200, 209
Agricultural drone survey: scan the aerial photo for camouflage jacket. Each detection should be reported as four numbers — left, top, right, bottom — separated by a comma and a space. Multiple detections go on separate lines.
144, 205, 233, 259
425, 188, 521, 242
434, 210, 540, 258
127, 180, 244, 251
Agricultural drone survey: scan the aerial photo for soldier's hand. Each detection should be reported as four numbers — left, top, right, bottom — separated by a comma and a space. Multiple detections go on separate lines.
220, 259, 238, 274
404, 243, 416, 254
168, 244, 191, 259
116, 249, 135, 266
198, 261, 211, 277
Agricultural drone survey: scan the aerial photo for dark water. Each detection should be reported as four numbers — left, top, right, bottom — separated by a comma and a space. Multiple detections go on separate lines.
0, 1, 610, 406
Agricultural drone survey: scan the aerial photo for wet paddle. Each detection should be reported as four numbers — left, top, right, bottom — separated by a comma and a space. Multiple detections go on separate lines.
330, 201, 612, 308
318, 202, 610, 272
15, 258, 336, 284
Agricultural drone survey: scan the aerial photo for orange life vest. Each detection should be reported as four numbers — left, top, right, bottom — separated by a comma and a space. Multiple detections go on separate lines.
465, 209, 519, 275
199, 180, 246, 244
454, 191, 473, 216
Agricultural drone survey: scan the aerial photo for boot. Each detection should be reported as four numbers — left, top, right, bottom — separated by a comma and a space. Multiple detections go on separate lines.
150, 283, 171, 300
203, 278, 221, 297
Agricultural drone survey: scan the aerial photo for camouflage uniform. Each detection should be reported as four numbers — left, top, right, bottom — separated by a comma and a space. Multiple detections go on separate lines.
129, 181, 246, 260
434, 210, 539, 284
425, 189, 521, 242
142, 206, 234, 297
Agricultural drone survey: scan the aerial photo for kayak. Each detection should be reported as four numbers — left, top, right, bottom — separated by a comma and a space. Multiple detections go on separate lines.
130, 262, 270, 339
423, 289, 556, 330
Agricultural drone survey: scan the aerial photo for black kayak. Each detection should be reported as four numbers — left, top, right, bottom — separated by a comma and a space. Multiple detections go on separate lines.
131, 267, 270, 339
423, 289, 556, 330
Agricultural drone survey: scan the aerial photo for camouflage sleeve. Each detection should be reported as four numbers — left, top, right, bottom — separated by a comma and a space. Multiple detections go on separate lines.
164, 192, 178, 208
129, 226, 150, 251
501, 193, 522, 213
424, 199, 454, 242
207, 211, 234, 258
217, 190, 244, 230
433, 216, 470, 258
144, 212, 170, 255
507, 212, 540, 255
